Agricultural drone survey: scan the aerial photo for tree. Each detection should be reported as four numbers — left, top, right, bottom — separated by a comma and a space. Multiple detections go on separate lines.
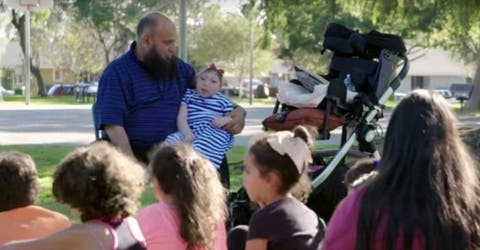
10, 10, 48, 96
335, 0, 480, 109
0, 10, 10, 101
60, 0, 209, 67
188, 5, 275, 85
257, 0, 378, 73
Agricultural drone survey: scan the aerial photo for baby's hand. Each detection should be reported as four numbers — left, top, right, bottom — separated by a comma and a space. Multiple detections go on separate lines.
184, 132, 196, 143
212, 116, 232, 128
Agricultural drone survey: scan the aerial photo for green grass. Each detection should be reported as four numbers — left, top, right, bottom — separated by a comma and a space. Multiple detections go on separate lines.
1, 95, 94, 105
0, 145, 246, 221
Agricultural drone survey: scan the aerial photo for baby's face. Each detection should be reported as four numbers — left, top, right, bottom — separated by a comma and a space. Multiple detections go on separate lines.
196, 71, 221, 98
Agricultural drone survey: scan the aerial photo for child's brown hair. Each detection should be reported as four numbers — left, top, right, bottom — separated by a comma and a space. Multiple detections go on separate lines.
0, 152, 38, 212
52, 141, 146, 222
248, 125, 314, 196
149, 144, 227, 250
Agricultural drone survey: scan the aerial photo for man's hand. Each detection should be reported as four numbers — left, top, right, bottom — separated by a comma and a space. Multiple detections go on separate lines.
212, 116, 233, 128
222, 106, 246, 135
104, 125, 135, 159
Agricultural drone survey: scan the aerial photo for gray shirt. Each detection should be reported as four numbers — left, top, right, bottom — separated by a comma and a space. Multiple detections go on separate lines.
248, 197, 322, 250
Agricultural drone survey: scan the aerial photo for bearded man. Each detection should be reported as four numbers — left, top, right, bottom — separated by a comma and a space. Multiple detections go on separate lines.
96, 11, 246, 166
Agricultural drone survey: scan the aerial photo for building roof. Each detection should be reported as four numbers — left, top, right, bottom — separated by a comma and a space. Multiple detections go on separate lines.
407, 48, 472, 77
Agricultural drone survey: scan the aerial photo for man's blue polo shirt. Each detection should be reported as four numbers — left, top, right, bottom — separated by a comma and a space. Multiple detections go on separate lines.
96, 42, 195, 152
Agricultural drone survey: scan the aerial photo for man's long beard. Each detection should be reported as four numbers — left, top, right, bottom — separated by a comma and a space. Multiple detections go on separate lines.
143, 48, 178, 81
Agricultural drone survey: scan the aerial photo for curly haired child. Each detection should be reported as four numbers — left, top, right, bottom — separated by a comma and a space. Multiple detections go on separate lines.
2, 141, 147, 250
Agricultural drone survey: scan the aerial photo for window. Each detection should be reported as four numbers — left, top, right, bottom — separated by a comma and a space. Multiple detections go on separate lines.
53, 69, 62, 82
411, 76, 424, 89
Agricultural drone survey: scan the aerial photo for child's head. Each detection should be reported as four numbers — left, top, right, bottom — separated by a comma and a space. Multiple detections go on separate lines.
196, 63, 224, 98
0, 152, 38, 212
52, 141, 146, 222
356, 76, 480, 250
149, 143, 227, 249
244, 126, 313, 203
381, 90, 475, 183
344, 158, 378, 193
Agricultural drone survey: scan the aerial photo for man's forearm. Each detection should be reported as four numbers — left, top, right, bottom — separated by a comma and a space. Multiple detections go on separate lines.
223, 105, 246, 135
104, 125, 134, 158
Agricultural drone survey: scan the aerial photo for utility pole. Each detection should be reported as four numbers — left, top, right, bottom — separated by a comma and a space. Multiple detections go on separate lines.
179, 0, 187, 62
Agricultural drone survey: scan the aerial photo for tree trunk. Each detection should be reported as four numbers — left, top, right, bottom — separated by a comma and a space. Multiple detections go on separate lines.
11, 10, 47, 97
30, 58, 46, 96
466, 58, 480, 110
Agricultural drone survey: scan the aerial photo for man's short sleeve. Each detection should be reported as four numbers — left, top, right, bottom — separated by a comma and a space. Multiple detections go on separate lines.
184, 63, 196, 89
96, 64, 127, 128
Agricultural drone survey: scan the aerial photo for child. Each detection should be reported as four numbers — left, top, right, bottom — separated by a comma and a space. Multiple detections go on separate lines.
164, 64, 235, 169
137, 143, 227, 249
2, 142, 147, 250
343, 158, 378, 194
228, 126, 322, 250
0, 152, 70, 246
322, 90, 480, 250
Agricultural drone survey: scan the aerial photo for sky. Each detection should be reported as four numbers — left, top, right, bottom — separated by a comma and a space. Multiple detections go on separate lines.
207, 0, 245, 15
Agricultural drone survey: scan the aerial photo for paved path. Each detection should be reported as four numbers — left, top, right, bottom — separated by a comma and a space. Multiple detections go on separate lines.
1, 104, 479, 147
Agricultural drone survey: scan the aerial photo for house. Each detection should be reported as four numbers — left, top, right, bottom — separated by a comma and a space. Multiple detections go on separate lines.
397, 48, 473, 93
0, 41, 75, 92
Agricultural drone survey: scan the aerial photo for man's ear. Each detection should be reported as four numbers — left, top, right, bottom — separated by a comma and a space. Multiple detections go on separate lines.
140, 33, 151, 47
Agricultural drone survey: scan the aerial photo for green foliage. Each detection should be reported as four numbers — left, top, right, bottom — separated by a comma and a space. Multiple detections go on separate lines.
188, 5, 275, 85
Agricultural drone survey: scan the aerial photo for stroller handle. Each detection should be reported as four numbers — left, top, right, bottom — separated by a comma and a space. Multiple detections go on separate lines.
312, 54, 409, 189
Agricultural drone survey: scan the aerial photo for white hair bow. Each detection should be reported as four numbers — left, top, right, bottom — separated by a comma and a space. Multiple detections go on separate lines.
266, 131, 313, 173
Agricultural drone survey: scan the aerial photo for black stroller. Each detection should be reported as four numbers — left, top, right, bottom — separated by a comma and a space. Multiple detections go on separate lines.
229, 22, 410, 229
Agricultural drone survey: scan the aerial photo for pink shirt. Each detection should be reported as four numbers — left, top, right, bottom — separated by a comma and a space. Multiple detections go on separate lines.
322, 189, 425, 250
137, 202, 227, 250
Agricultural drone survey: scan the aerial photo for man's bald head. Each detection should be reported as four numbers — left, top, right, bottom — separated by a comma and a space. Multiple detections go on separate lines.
136, 11, 174, 39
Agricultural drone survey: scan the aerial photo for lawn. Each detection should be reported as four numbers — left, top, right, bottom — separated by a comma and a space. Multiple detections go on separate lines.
1, 95, 93, 105
0, 144, 246, 221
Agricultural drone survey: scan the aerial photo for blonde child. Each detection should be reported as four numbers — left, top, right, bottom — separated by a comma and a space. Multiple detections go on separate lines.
228, 126, 322, 250
137, 144, 228, 249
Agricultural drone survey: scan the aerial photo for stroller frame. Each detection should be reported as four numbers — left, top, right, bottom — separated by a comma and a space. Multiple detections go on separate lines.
310, 52, 409, 188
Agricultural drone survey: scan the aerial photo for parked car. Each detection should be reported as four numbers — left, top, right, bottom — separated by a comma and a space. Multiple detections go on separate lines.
219, 86, 239, 97
433, 89, 453, 99
0, 86, 14, 97
47, 83, 76, 96
240, 79, 269, 98
394, 91, 407, 102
